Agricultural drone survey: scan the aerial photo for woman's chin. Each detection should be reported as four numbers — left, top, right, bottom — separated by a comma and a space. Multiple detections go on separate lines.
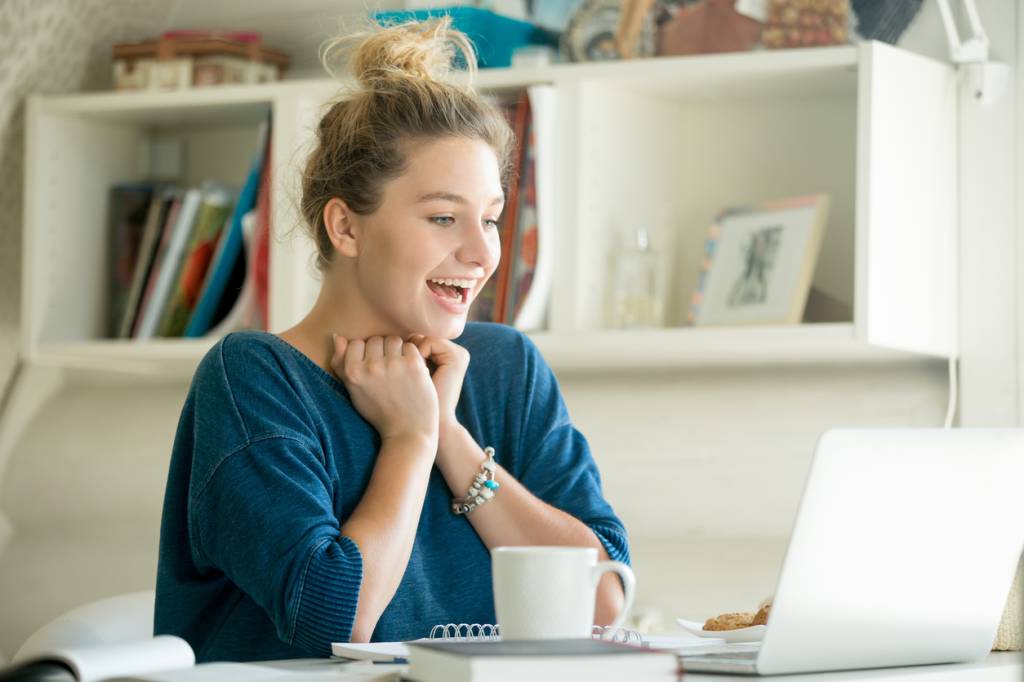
438, 318, 467, 339
412, 315, 467, 340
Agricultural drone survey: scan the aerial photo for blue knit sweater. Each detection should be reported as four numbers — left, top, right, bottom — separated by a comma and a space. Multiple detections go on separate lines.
154, 322, 629, 662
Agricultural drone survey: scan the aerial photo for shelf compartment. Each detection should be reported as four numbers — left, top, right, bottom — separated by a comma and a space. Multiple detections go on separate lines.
553, 41, 956, 359
22, 94, 269, 354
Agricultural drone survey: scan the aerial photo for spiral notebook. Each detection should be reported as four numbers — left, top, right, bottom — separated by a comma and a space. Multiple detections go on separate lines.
330, 624, 646, 663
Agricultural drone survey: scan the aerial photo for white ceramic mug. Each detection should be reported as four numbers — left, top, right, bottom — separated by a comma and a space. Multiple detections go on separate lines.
491, 546, 636, 640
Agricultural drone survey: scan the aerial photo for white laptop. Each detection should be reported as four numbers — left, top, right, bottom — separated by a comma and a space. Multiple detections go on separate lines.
681, 428, 1024, 676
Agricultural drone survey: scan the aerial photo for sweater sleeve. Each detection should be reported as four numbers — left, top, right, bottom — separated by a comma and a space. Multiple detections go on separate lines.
191, 436, 363, 655
186, 336, 364, 655
511, 334, 631, 566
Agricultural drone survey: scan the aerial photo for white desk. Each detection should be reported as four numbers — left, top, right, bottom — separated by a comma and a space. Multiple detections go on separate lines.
236, 652, 1022, 681
684, 652, 1022, 681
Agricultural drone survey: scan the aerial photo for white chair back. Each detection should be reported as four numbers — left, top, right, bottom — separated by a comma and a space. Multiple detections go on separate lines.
14, 590, 155, 662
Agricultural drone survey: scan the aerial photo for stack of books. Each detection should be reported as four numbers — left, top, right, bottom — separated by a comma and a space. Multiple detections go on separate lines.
405, 638, 681, 682
106, 117, 271, 341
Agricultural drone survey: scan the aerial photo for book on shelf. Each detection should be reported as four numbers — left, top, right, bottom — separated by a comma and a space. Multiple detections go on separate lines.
131, 192, 184, 339
508, 84, 555, 332
184, 115, 270, 338
469, 92, 529, 326
107, 183, 155, 338
156, 186, 235, 338
504, 102, 536, 327
251, 132, 272, 330
404, 638, 681, 682
198, 124, 272, 337
491, 91, 531, 327
133, 188, 203, 340
203, 140, 272, 338
467, 85, 554, 332
117, 189, 175, 339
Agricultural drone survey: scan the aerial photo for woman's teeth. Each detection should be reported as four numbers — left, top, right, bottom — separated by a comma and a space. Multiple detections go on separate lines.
427, 278, 471, 302
429, 277, 474, 289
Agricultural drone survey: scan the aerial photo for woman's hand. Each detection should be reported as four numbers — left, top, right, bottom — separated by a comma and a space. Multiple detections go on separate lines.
331, 335, 439, 448
406, 335, 470, 433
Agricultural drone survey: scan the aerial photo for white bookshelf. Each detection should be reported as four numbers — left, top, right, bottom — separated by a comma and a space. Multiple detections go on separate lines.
21, 42, 957, 378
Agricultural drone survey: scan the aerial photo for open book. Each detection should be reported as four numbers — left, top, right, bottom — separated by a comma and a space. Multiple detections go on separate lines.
0, 636, 331, 682
0, 636, 194, 682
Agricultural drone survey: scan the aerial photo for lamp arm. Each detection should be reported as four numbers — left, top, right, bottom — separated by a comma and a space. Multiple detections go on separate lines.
934, 0, 989, 63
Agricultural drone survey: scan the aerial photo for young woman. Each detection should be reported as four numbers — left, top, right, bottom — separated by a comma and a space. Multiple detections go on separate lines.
155, 19, 630, 662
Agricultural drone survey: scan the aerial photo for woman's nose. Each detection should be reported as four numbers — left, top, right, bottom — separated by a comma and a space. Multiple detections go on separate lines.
456, 221, 499, 269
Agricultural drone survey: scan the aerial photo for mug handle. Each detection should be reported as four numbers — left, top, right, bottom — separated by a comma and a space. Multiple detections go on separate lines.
591, 560, 636, 633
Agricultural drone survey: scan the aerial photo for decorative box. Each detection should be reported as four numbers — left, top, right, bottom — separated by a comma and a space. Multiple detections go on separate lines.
112, 32, 290, 91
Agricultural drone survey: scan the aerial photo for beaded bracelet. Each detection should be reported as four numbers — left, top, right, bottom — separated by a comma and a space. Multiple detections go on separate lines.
451, 446, 500, 515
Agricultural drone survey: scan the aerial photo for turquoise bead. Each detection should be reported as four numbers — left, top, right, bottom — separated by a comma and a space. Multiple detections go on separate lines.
484, 480, 499, 490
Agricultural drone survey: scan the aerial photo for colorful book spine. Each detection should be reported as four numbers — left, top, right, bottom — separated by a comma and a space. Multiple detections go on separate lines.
185, 116, 270, 337
505, 119, 537, 325
134, 188, 203, 340
157, 187, 234, 338
252, 141, 272, 330
493, 93, 531, 325
509, 84, 555, 332
107, 183, 155, 337
132, 193, 183, 338
118, 190, 174, 338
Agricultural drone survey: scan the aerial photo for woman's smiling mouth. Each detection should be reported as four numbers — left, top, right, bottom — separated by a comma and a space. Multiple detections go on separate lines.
427, 277, 475, 311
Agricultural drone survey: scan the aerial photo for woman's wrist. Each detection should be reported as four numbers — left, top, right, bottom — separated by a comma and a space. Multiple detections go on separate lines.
380, 430, 438, 460
437, 419, 467, 451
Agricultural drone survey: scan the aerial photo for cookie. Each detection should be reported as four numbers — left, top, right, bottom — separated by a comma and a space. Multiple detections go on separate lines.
703, 612, 756, 631
752, 601, 771, 626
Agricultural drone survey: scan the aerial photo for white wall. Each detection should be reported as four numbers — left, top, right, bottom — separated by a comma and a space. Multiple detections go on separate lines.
0, 0, 1016, 663
0, 360, 949, 657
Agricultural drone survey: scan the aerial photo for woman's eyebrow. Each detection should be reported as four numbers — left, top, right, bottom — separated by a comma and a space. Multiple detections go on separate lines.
417, 191, 504, 206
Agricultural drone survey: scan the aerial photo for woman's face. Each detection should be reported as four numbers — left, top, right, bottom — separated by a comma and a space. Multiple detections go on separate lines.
346, 136, 504, 339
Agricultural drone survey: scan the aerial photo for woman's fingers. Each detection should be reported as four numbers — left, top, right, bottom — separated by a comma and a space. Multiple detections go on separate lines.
405, 334, 429, 359
402, 340, 421, 359
330, 335, 349, 371
344, 338, 366, 378
384, 335, 404, 357
364, 336, 385, 360
413, 335, 465, 366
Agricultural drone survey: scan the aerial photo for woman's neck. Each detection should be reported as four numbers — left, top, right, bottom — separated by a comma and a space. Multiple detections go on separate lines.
275, 275, 403, 373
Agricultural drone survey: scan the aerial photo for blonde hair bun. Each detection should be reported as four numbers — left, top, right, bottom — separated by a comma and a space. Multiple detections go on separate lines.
321, 17, 477, 89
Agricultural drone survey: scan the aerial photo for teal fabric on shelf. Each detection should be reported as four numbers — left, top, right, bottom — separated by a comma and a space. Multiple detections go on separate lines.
372, 7, 557, 68
155, 322, 629, 662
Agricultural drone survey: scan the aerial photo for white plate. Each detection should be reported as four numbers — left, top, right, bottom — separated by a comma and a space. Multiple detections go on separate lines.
677, 618, 766, 643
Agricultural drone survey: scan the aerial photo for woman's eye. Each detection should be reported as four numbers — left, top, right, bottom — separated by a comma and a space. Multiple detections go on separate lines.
430, 216, 455, 226
484, 218, 500, 229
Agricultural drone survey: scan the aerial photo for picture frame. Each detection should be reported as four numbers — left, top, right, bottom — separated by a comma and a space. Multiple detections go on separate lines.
687, 194, 830, 326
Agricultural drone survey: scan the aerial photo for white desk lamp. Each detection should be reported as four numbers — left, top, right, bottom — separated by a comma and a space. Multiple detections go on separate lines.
935, 0, 1009, 105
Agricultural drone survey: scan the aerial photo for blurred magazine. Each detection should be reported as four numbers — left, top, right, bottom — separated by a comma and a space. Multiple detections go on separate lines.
205, 139, 272, 337
467, 85, 555, 331
509, 84, 555, 331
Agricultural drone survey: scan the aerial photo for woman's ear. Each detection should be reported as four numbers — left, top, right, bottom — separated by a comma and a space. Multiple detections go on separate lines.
323, 197, 360, 258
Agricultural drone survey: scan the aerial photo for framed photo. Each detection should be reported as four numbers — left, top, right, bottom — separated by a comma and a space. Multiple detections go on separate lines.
687, 194, 829, 326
